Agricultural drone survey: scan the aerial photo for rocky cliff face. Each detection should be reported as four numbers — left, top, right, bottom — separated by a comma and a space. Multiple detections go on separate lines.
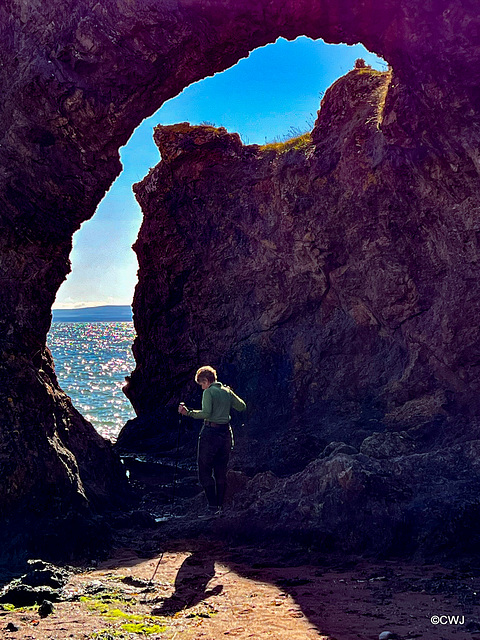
124, 55, 480, 552
1, 0, 479, 558
127, 62, 480, 469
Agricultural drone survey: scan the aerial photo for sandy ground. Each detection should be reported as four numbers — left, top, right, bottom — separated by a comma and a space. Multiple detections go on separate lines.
1, 538, 480, 640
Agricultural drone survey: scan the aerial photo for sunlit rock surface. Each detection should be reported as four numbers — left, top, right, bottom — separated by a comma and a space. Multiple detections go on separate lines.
1, 0, 479, 557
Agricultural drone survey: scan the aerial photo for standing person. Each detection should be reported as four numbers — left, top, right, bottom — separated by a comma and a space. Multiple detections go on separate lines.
178, 366, 246, 515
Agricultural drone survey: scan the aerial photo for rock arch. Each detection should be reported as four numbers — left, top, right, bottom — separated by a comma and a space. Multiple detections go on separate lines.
0, 0, 479, 556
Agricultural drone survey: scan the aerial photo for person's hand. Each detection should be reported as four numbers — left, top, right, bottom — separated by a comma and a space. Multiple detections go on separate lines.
178, 403, 188, 416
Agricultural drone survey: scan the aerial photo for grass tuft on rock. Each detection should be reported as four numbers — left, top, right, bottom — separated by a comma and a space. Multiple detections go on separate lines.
260, 132, 312, 153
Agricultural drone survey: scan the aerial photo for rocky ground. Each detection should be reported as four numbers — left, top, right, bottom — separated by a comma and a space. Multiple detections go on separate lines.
1, 459, 480, 640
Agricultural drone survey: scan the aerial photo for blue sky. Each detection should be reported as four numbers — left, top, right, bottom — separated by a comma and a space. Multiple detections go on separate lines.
53, 37, 385, 309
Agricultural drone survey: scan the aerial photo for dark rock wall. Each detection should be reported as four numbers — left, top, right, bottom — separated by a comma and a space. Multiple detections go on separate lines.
127, 57, 480, 480
126, 55, 480, 552
1, 0, 479, 553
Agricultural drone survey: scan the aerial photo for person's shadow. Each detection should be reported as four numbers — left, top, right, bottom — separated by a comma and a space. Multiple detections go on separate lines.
152, 551, 223, 615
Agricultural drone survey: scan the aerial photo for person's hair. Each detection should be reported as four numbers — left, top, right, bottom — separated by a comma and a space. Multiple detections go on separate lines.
195, 366, 217, 384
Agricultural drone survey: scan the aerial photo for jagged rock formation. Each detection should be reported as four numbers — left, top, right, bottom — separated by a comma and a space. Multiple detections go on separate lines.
127, 61, 480, 470
1, 0, 479, 557
124, 57, 480, 551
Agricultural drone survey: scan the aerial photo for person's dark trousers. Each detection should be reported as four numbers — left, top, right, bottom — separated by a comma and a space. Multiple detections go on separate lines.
197, 425, 232, 508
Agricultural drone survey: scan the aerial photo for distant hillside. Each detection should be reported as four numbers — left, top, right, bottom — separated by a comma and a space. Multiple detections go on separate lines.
52, 305, 133, 322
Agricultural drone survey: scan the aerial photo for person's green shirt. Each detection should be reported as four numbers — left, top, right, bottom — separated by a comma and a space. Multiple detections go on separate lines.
186, 382, 246, 423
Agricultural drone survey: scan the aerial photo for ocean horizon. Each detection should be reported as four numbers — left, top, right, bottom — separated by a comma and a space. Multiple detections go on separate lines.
52, 305, 133, 323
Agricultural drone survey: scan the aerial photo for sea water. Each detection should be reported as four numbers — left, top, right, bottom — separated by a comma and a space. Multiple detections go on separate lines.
47, 322, 136, 441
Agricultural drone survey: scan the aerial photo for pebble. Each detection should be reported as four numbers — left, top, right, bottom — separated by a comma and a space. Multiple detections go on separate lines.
379, 632, 394, 640
38, 599, 55, 617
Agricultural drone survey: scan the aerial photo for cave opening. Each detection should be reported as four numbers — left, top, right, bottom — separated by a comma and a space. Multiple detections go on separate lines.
48, 36, 386, 442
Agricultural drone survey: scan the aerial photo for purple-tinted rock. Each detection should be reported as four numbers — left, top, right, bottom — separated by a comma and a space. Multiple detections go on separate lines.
120, 7, 480, 552
1, 0, 480, 557
126, 64, 480, 478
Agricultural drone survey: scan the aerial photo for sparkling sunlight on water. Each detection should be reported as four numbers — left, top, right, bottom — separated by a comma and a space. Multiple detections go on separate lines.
47, 322, 136, 441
